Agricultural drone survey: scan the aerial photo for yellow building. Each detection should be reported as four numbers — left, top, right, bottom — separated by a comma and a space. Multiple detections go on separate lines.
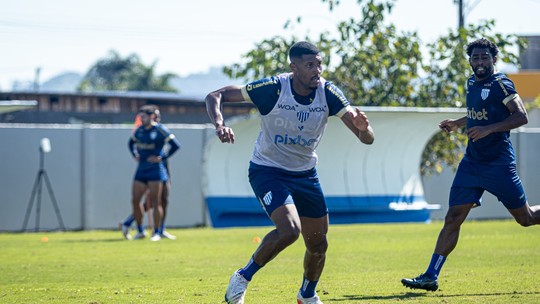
508, 72, 540, 102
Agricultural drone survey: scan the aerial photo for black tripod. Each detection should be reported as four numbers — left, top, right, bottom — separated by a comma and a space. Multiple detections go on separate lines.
21, 147, 65, 232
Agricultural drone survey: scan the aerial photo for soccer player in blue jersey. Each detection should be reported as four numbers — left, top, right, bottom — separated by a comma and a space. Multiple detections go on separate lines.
401, 38, 540, 291
120, 108, 177, 240
128, 105, 180, 242
206, 41, 374, 304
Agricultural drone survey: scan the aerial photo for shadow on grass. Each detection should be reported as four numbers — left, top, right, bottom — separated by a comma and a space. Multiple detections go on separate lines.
60, 238, 125, 243
329, 292, 428, 302
437, 291, 540, 298
329, 291, 540, 302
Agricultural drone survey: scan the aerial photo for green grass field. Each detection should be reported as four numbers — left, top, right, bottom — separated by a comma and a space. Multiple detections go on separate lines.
1, 220, 539, 303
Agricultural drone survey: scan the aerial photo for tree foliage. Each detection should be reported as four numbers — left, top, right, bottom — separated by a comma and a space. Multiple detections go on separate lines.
223, 0, 526, 175
78, 50, 177, 92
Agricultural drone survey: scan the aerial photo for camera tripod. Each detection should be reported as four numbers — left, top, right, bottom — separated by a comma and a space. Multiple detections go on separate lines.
21, 149, 65, 232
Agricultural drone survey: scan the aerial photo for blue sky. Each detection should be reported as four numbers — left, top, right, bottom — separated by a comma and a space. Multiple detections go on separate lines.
1, 0, 539, 90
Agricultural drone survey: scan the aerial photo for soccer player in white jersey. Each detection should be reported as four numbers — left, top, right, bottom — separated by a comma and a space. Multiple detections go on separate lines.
206, 41, 374, 304
401, 38, 540, 292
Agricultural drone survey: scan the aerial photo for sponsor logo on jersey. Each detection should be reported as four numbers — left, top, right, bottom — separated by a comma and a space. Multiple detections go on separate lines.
136, 143, 156, 150
274, 134, 317, 147
481, 88, 490, 100
274, 117, 296, 130
246, 79, 277, 91
467, 107, 488, 121
308, 106, 327, 112
277, 104, 327, 113
277, 103, 297, 111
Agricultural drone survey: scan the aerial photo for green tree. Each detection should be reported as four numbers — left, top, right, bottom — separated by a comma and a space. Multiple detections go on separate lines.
223, 0, 525, 175
78, 50, 177, 92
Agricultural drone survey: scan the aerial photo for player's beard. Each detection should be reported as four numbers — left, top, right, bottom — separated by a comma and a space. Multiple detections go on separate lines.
473, 65, 493, 79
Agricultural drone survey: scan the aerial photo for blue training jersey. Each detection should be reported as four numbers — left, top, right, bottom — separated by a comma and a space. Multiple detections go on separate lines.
129, 123, 179, 172
464, 72, 518, 165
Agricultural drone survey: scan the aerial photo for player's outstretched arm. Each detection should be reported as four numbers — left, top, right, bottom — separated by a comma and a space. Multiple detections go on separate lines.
205, 85, 245, 144
341, 107, 374, 145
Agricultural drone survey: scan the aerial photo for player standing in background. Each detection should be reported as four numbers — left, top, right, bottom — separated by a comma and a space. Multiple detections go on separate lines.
206, 41, 374, 304
128, 105, 180, 241
120, 108, 177, 240
401, 38, 540, 291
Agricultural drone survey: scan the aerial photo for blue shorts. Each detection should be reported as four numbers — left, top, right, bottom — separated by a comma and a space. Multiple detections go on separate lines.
449, 160, 526, 209
248, 162, 328, 218
134, 165, 169, 183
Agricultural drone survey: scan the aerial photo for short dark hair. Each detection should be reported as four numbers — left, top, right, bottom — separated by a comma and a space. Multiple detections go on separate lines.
289, 41, 320, 61
138, 104, 159, 116
466, 38, 499, 57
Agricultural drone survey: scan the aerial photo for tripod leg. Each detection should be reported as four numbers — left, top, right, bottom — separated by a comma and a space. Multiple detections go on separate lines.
35, 171, 44, 232
22, 171, 42, 232
42, 171, 65, 231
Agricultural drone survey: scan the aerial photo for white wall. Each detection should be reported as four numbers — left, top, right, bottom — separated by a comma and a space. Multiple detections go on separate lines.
2, 107, 540, 231
204, 107, 466, 201
0, 123, 211, 231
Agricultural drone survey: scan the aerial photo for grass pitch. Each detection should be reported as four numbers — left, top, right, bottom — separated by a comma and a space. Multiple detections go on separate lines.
1, 220, 539, 303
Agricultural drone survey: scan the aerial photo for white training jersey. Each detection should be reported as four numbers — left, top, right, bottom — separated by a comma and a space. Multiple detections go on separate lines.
250, 73, 330, 171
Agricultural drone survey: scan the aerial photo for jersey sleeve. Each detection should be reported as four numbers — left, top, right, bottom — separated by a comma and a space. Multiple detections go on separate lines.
324, 82, 351, 117
156, 124, 180, 160
128, 137, 137, 157
496, 76, 518, 105
240, 76, 281, 115
156, 124, 175, 142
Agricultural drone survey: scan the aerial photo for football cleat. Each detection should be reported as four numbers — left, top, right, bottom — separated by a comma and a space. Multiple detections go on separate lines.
401, 273, 438, 291
150, 233, 162, 242
297, 290, 323, 304
133, 231, 147, 240
119, 223, 131, 240
161, 230, 177, 240
225, 270, 249, 304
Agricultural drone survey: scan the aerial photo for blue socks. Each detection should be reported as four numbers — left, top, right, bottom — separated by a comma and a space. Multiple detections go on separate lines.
238, 256, 262, 281
122, 214, 135, 227
300, 277, 318, 298
426, 253, 446, 278
236, 256, 319, 299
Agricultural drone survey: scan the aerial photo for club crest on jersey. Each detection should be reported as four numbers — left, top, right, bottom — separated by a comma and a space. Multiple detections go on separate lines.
297, 111, 309, 123
150, 131, 157, 140
481, 88, 490, 100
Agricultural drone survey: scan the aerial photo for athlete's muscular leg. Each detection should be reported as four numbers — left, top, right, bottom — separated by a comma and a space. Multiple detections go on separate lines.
147, 181, 163, 231
508, 202, 540, 227
434, 203, 474, 257
131, 181, 147, 226
161, 181, 170, 224
300, 215, 329, 281
252, 204, 301, 267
